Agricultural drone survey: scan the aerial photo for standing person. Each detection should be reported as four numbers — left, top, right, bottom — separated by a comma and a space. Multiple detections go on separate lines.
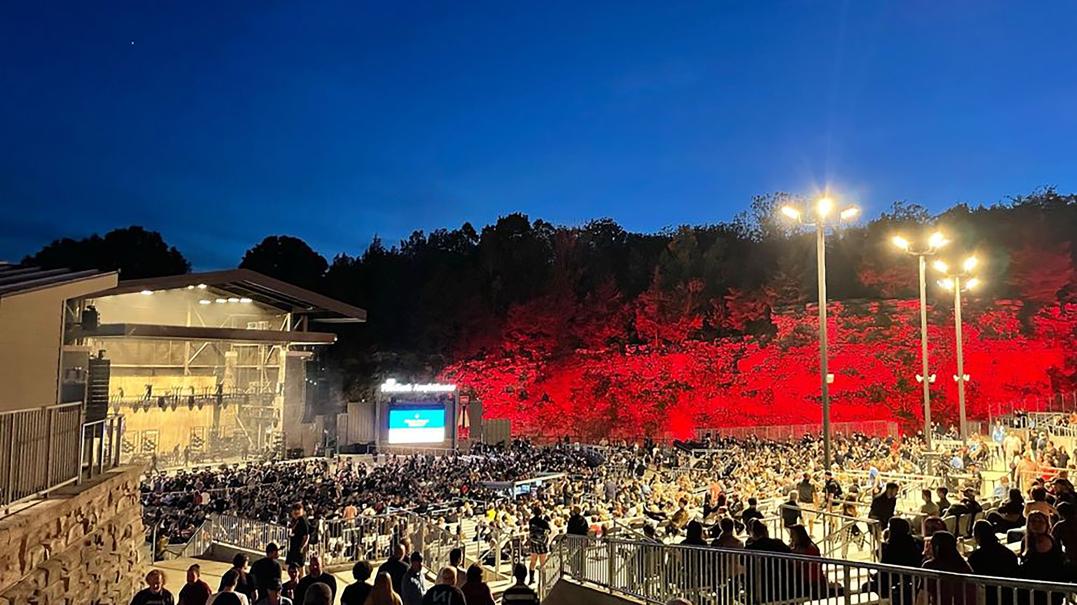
281, 564, 299, 602
400, 552, 426, 605
250, 543, 283, 601
868, 482, 899, 539
252, 579, 291, 605
207, 571, 249, 605
367, 573, 402, 605
294, 555, 336, 605
448, 548, 467, 589
340, 560, 373, 605
286, 504, 311, 576
377, 544, 409, 595
781, 491, 802, 528
741, 497, 764, 525
178, 564, 212, 605
566, 505, 589, 536
1051, 501, 1077, 554
131, 570, 176, 605
221, 554, 254, 603
500, 563, 540, 605
420, 568, 465, 605
797, 472, 818, 532
460, 565, 496, 605
823, 471, 843, 514
527, 506, 551, 585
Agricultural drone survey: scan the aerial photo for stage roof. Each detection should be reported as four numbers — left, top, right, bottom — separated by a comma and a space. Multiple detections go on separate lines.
0, 264, 118, 299
89, 269, 366, 323
67, 322, 338, 345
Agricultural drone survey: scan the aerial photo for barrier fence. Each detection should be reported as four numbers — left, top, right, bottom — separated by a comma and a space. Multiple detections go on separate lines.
695, 420, 898, 443
543, 534, 1077, 605
2, 402, 84, 511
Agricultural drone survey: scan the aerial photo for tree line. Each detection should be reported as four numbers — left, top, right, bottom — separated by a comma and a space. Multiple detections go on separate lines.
24, 189, 1077, 397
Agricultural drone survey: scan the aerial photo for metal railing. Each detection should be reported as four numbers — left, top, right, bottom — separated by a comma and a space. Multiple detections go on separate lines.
543, 534, 1077, 605
1, 403, 84, 511
211, 513, 289, 554
81, 414, 123, 481
695, 420, 898, 442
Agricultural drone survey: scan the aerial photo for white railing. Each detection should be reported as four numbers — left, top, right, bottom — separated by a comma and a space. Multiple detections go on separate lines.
695, 420, 898, 442
543, 534, 1077, 605
2, 403, 84, 511
211, 513, 289, 554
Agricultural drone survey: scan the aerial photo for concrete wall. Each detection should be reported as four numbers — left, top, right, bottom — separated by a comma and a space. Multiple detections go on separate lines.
0, 466, 146, 605
0, 274, 116, 412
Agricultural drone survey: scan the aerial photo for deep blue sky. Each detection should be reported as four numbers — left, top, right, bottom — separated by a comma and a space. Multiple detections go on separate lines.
2, 2, 1075, 268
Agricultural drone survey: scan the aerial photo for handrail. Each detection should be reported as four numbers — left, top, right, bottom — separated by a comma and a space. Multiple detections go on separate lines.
542, 533, 1077, 605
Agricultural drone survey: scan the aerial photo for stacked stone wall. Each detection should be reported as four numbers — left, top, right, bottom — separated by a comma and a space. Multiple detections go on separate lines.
0, 466, 145, 605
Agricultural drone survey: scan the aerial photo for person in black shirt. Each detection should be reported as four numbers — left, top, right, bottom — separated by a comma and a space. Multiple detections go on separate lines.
286, 504, 310, 575
527, 506, 551, 585
249, 543, 283, 601
868, 482, 899, 538
566, 506, 589, 536
823, 471, 843, 513
377, 544, 410, 595
281, 564, 299, 602
781, 492, 802, 528
967, 520, 1018, 605
131, 570, 175, 605
501, 563, 540, 605
295, 555, 336, 605
221, 554, 254, 603
340, 560, 373, 605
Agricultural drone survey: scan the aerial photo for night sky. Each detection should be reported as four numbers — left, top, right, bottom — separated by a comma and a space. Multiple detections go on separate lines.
2, 2, 1075, 268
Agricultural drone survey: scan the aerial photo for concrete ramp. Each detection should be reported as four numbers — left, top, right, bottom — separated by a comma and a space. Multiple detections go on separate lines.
542, 579, 645, 605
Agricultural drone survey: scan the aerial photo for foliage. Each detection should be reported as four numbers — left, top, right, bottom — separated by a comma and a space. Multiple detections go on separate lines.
23, 226, 190, 278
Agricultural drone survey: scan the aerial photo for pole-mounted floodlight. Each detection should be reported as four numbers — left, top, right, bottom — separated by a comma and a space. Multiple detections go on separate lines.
779, 194, 860, 469
889, 230, 949, 451
933, 255, 981, 439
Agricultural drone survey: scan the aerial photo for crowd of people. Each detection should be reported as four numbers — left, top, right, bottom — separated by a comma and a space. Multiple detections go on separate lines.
134, 418, 1077, 605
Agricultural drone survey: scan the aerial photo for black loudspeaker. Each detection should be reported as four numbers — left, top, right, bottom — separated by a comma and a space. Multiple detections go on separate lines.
85, 352, 111, 423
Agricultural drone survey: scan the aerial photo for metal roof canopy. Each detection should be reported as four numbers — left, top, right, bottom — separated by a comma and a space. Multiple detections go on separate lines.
88, 269, 366, 323
68, 323, 338, 345
0, 264, 118, 298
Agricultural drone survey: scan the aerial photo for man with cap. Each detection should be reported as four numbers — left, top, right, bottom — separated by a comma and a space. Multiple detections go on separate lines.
250, 542, 283, 601
253, 578, 292, 605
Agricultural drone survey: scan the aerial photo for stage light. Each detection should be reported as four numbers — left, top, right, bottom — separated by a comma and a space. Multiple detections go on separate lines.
239, 297, 253, 304
140, 290, 154, 296
962, 256, 978, 272
938, 278, 955, 290
227, 297, 239, 303
215, 298, 226, 304
197, 284, 207, 289
965, 277, 981, 290
198, 299, 211, 305
781, 206, 801, 220
891, 236, 910, 251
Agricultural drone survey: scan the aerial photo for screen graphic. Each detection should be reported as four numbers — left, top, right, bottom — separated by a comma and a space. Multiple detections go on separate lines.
387, 407, 446, 444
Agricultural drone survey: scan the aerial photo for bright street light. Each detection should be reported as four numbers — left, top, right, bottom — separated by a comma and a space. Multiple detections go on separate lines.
933, 255, 981, 439
890, 229, 951, 451
779, 194, 861, 469
932, 260, 948, 273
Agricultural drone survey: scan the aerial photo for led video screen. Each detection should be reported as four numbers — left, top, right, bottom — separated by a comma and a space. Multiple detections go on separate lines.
387, 407, 446, 444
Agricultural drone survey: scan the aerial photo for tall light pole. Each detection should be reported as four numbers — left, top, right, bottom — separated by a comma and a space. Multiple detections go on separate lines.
780, 196, 860, 469
934, 256, 981, 439
891, 232, 949, 451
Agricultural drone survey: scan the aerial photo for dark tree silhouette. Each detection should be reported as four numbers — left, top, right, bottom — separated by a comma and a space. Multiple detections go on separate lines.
239, 235, 328, 290
23, 226, 190, 278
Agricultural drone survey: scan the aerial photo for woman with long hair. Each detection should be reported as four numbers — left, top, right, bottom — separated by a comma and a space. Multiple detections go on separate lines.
363, 572, 401, 605
460, 564, 495, 605
921, 532, 974, 605
788, 524, 826, 593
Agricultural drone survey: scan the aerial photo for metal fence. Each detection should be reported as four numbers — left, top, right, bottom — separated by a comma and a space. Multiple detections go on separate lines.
695, 420, 898, 442
1, 403, 84, 511
544, 534, 1077, 605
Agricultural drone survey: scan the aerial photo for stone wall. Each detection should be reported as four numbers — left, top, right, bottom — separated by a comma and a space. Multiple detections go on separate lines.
0, 466, 145, 605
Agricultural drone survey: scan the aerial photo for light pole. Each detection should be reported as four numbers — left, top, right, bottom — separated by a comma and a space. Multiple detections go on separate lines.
891, 232, 949, 451
934, 256, 981, 439
780, 196, 860, 469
